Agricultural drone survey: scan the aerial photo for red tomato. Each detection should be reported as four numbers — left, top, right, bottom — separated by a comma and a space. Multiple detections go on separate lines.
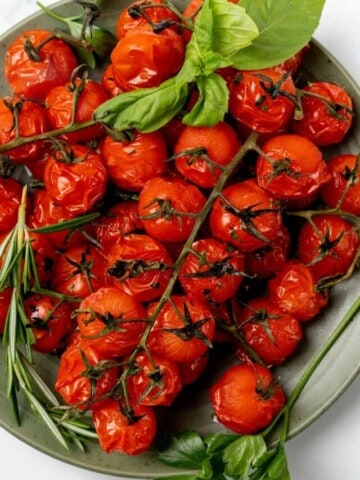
101, 130, 168, 191
24, 294, 75, 353
107, 233, 173, 302
147, 295, 215, 363
0, 97, 49, 164
92, 399, 157, 455
209, 363, 286, 434
177, 353, 209, 386
76, 287, 146, 359
44, 144, 108, 216
27, 231, 55, 287
111, 25, 185, 91
101, 63, 123, 97
174, 122, 240, 188
297, 215, 360, 281
268, 260, 329, 322
0, 177, 22, 233
209, 178, 283, 252
138, 176, 206, 243
51, 244, 109, 299
236, 297, 303, 365
55, 333, 119, 410
0, 287, 12, 335
291, 81, 353, 146
45, 78, 109, 144
256, 134, 330, 206
127, 351, 182, 406
179, 238, 245, 304
320, 154, 360, 215
5, 29, 78, 100
229, 68, 296, 133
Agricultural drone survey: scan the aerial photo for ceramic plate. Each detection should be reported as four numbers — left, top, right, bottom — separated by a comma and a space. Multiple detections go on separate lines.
0, 1, 359, 477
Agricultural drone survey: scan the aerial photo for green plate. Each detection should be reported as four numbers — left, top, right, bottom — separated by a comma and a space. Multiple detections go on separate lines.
0, 1, 359, 478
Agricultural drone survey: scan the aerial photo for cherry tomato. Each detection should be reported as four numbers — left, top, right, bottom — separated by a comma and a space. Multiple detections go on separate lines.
92, 399, 157, 455
291, 81, 353, 146
320, 154, 360, 215
179, 238, 245, 304
44, 144, 108, 216
101, 130, 168, 191
0, 177, 22, 233
45, 77, 109, 144
256, 134, 330, 207
236, 297, 303, 365
107, 233, 173, 302
177, 353, 209, 386
297, 215, 360, 281
276, 44, 310, 76
209, 362, 286, 434
0, 287, 12, 335
101, 63, 123, 97
229, 67, 296, 133
27, 231, 55, 287
268, 260, 329, 322
111, 25, 185, 91
127, 351, 182, 406
5, 29, 78, 100
174, 121, 240, 188
51, 244, 109, 299
0, 97, 49, 165
209, 178, 283, 252
147, 295, 215, 363
76, 287, 146, 359
24, 294, 75, 353
138, 176, 206, 243
55, 333, 119, 410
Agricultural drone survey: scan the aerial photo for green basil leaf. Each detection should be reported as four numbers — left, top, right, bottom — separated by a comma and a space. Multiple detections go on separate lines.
158, 430, 208, 469
223, 435, 267, 478
183, 72, 228, 127
204, 433, 239, 455
232, 0, 326, 70
254, 446, 290, 480
94, 78, 189, 133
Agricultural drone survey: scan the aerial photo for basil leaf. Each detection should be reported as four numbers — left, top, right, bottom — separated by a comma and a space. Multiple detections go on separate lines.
183, 73, 228, 127
94, 78, 189, 133
232, 0, 326, 70
158, 430, 208, 469
254, 446, 290, 480
204, 433, 239, 455
222, 435, 267, 478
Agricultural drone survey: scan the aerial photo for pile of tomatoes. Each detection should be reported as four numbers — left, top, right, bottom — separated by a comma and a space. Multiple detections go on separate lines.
0, 0, 359, 457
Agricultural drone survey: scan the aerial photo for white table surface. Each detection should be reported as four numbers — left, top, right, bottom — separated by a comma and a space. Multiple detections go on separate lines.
0, 0, 359, 479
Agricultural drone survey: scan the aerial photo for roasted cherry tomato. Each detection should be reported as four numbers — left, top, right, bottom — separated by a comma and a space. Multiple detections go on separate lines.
5, 29, 78, 100
291, 81, 353, 146
101, 63, 123, 97
229, 67, 296, 133
0, 177, 22, 233
0, 287, 12, 335
27, 231, 55, 287
209, 362, 286, 434
177, 353, 209, 386
209, 178, 283, 252
101, 130, 168, 191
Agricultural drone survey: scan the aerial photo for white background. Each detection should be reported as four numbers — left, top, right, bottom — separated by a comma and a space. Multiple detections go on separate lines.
0, 0, 359, 479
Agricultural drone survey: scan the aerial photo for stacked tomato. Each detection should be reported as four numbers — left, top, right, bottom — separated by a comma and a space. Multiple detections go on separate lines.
0, 0, 359, 457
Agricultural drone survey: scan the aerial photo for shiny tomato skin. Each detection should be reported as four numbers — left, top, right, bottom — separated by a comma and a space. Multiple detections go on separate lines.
236, 297, 303, 366
174, 122, 241, 188
209, 178, 283, 252
256, 134, 330, 205
229, 67, 296, 133
101, 63, 123, 97
0, 287, 12, 335
320, 154, 360, 215
0, 177, 22, 233
28, 231, 55, 287
268, 260, 329, 322
55, 333, 119, 410
138, 176, 206, 243
177, 353, 209, 386
101, 130, 168, 191
111, 25, 185, 91
179, 238, 245, 304
107, 233, 173, 302
45, 78, 109, 144
5, 29, 78, 100
44, 144, 108, 216
0, 97, 49, 164
76, 287, 146, 359
209, 363, 286, 434
291, 81, 353, 146
127, 351, 182, 406
297, 215, 360, 281
51, 244, 109, 299
147, 295, 215, 363
92, 399, 157, 455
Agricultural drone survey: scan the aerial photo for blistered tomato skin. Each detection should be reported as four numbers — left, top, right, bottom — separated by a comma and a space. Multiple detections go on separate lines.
0, 177, 22, 233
